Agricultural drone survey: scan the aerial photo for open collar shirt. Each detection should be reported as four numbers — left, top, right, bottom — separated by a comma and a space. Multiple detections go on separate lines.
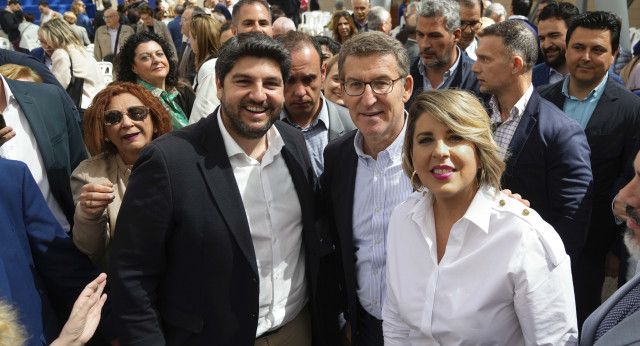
217, 110, 308, 337
382, 187, 579, 345
418, 46, 462, 91
490, 84, 534, 154
351, 116, 413, 320
561, 72, 608, 129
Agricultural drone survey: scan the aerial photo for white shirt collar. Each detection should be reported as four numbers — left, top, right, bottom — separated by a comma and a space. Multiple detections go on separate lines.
217, 108, 284, 161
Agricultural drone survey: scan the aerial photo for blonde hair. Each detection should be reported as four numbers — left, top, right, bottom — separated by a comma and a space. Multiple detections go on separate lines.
190, 15, 221, 71
63, 11, 78, 24
402, 90, 505, 194
39, 18, 84, 52
0, 64, 43, 83
0, 300, 27, 346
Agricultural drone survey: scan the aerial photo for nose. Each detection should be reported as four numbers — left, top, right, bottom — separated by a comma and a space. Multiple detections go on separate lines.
249, 83, 268, 103
471, 60, 479, 73
121, 113, 134, 127
292, 83, 306, 98
359, 83, 377, 107
432, 139, 450, 158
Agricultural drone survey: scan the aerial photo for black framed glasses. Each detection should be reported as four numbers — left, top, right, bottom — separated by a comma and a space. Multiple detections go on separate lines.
342, 77, 403, 96
460, 21, 482, 31
104, 106, 149, 126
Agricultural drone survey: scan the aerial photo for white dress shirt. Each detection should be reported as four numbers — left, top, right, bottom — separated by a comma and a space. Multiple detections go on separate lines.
383, 187, 578, 345
0, 76, 70, 232
352, 119, 413, 320
217, 111, 307, 337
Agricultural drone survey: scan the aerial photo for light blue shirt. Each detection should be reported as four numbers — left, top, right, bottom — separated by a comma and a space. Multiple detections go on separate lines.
561, 73, 608, 129
352, 117, 413, 320
280, 97, 330, 177
418, 46, 462, 91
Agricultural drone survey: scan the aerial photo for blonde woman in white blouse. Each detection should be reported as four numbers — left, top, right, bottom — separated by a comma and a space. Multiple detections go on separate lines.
382, 90, 579, 345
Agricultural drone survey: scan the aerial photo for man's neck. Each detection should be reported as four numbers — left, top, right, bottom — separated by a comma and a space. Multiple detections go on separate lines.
568, 75, 605, 100
361, 120, 403, 160
425, 47, 458, 86
286, 99, 322, 129
555, 63, 569, 77
496, 78, 530, 122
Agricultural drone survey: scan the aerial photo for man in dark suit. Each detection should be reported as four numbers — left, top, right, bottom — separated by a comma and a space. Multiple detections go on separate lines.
473, 19, 593, 281
0, 157, 115, 346
277, 31, 355, 177
177, 6, 203, 85
321, 31, 414, 346
406, 0, 483, 109
580, 150, 640, 346
167, 3, 183, 55
538, 11, 640, 327
0, 75, 86, 233
110, 32, 340, 345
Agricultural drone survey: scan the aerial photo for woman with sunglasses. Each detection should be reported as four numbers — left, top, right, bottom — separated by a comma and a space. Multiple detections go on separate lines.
187, 14, 221, 124
118, 31, 194, 129
71, 82, 172, 270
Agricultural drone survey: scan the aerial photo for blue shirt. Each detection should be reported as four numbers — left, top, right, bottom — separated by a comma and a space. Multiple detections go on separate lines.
280, 98, 330, 178
562, 73, 608, 129
418, 46, 462, 91
352, 118, 413, 320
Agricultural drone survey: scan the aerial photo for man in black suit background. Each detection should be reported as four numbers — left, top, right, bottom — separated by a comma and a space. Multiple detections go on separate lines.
538, 11, 640, 327
110, 32, 340, 345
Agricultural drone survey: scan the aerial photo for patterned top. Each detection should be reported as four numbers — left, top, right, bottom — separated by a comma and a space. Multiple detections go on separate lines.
137, 79, 188, 129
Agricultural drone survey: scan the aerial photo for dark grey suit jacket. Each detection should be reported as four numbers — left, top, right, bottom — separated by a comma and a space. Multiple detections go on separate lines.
580, 273, 640, 345
178, 41, 196, 85
110, 112, 341, 345
325, 99, 356, 141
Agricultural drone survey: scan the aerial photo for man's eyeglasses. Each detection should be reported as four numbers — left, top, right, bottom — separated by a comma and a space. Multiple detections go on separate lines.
342, 77, 403, 96
460, 21, 482, 31
104, 106, 149, 125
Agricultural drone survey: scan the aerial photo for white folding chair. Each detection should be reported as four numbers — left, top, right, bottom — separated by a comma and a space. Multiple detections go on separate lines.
0, 37, 12, 50
96, 61, 113, 84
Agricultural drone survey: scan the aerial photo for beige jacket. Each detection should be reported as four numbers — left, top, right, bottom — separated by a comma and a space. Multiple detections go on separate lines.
71, 153, 131, 268
93, 24, 135, 61
51, 46, 106, 109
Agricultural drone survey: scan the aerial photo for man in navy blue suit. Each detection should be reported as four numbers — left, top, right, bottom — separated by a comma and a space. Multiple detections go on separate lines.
472, 20, 593, 281
0, 157, 115, 346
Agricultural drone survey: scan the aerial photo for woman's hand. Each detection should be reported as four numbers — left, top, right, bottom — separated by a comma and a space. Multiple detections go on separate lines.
79, 183, 115, 215
0, 125, 15, 147
51, 273, 108, 346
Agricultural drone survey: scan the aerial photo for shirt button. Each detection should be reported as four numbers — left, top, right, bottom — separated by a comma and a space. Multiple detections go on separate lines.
249, 313, 256, 320
376, 239, 381, 244
499, 199, 506, 207
373, 269, 378, 275
375, 207, 380, 212
373, 300, 378, 305
522, 209, 530, 216
375, 172, 380, 177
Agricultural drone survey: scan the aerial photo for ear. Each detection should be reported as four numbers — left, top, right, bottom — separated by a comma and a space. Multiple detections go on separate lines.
216, 76, 223, 100
321, 61, 327, 83
401, 74, 414, 103
512, 55, 524, 74
231, 24, 237, 35
452, 28, 462, 43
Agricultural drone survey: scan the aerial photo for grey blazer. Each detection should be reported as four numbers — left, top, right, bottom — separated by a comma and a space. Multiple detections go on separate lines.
580, 273, 640, 345
325, 98, 356, 141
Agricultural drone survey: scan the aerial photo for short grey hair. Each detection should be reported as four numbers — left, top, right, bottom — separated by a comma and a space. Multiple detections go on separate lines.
484, 3, 506, 19
338, 31, 409, 79
335, 0, 344, 10
406, 1, 420, 16
367, 6, 390, 32
418, 0, 460, 33
478, 20, 538, 71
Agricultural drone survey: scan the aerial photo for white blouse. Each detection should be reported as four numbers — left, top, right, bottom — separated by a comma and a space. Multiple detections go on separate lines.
189, 57, 220, 125
382, 187, 578, 346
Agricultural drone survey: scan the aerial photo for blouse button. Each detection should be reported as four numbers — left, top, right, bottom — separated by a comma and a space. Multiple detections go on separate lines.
522, 209, 530, 216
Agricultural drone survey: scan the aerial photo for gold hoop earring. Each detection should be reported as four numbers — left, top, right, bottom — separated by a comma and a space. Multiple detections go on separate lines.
410, 170, 424, 192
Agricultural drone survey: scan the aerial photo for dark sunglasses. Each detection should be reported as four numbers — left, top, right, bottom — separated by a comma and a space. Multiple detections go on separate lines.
104, 106, 149, 126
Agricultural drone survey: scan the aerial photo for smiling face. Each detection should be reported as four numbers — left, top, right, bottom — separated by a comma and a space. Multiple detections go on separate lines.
566, 27, 616, 91
323, 62, 343, 106
284, 45, 325, 123
216, 56, 284, 140
232, 2, 272, 37
416, 15, 460, 69
131, 40, 169, 89
342, 53, 412, 154
104, 93, 155, 165
538, 17, 567, 69
411, 112, 479, 204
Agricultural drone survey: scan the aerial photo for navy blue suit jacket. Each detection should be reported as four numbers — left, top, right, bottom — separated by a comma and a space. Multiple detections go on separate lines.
499, 90, 593, 263
167, 16, 182, 58
0, 158, 113, 346
532, 62, 624, 88
538, 77, 640, 257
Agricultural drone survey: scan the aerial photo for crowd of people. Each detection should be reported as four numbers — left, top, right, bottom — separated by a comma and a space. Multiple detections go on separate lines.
1, 0, 640, 345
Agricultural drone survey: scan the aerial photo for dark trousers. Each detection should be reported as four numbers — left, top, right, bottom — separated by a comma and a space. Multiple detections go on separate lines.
356, 303, 383, 346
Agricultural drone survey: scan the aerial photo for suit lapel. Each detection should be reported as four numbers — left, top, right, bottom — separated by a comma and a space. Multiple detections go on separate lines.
326, 100, 345, 141
505, 92, 539, 175
337, 135, 358, 251
196, 110, 258, 276
7, 79, 56, 170
591, 275, 640, 345
585, 77, 618, 133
